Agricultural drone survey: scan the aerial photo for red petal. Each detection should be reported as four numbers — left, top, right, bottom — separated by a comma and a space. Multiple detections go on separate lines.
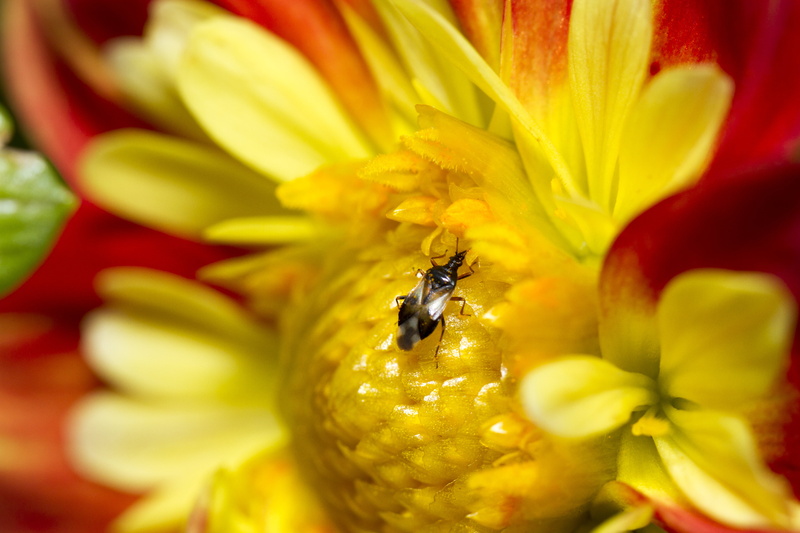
0, 316, 136, 533
2, 0, 149, 185
61, 0, 151, 45
603, 162, 800, 315
655, 501, 786, 533
217, 0, 392, 148
606, 481, 786, 533
708, 1, 800, 173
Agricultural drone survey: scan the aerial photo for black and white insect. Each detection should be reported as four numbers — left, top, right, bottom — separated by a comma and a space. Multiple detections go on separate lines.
395, 247, 474, 354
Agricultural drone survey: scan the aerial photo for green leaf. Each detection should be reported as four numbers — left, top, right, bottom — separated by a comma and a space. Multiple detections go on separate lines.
0, 149, 76, 296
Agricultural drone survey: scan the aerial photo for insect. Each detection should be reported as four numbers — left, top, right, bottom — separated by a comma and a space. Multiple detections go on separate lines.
395, 247, 474, 355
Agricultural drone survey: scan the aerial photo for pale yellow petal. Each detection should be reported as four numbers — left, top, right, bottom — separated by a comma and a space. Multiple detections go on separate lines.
104, 0, 226, 141
80, 130, 285, 238
69, 393, 285, 492
144, 0, 228, 74
569, 0, 652, 210
656, 408, 794, 529
105, 38, 205, 140
178, 17, 372, 181
658, 270, 796, 409
520, 356, 658, 438
94, 267, 270, 344
204, 216, 319, 245
112, 479, 205, 533
410, 106, 577, 256
615, 65, 733, 222
83, 309, 276, 403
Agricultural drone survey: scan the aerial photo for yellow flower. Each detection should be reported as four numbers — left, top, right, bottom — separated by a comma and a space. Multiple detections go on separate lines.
39, 0, 797, 531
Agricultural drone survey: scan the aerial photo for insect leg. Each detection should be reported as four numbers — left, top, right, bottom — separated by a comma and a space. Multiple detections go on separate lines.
434, 315, 446, 369
430, 250, 448, 267
457, 259, 476, 280
450, 296, 471, 317
395, 295, 406, 308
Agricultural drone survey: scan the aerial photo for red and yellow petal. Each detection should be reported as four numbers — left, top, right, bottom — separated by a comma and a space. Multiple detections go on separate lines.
653, 0, 800, 172
602, 161, 800, 494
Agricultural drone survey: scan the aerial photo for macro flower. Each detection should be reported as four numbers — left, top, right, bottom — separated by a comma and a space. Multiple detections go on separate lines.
3, 0, 800, 533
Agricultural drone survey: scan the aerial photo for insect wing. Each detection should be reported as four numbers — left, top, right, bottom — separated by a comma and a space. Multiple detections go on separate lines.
398, 277, 427, 324
422, 286, 454, 321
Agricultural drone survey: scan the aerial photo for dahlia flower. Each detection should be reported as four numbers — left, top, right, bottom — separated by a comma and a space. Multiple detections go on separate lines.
3, 1, 800, 532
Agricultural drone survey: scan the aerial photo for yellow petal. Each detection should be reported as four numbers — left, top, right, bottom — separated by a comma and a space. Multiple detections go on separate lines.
87, 268, 277, 402
440, 198, 494, 236
373, 0, 485, 126
204, 216, 318, 245
591, 505, 653, 533
656, 408, 794, 529
615, 65, 733, 222
408, 106, 577, 254
520, 356, 658, 438
276, 162, 389, 220
197, 451, 335, 533
178, 17, 372, 181
95, 267, 269, 343
83, 309, 276, 403
658, 270, 796, 409
616, 430, 680, 502
589, 481, 655, 533
80, 129, 285, 238
69, 393, 284, 492
104, 0, 226, 141
568, 0, 652, 210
